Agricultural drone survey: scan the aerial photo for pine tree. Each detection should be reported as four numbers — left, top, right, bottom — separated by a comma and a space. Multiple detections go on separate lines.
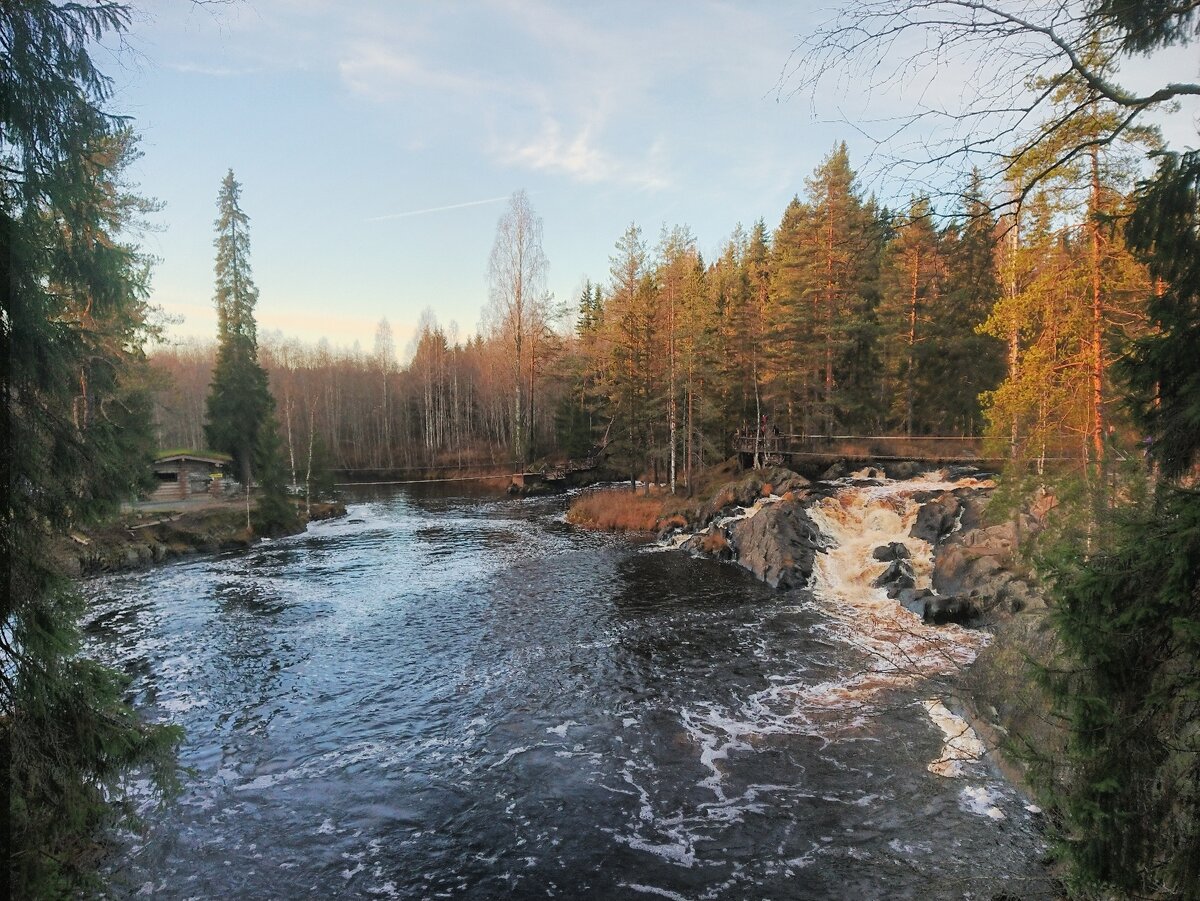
931, 175, 1005, 435
1122, 149, 1200, 480
771, 144, 877, 433
879, 196, 944, 434
604, 223, 653, 482
251, 414, 298, 536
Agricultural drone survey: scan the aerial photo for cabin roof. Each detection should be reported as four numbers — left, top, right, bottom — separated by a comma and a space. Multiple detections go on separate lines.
153, 451, 232, 466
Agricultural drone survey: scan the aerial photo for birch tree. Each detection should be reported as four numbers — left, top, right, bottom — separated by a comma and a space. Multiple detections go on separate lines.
486, 190, 549, 465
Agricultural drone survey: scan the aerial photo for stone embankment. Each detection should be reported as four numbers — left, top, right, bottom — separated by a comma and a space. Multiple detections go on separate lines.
54, 499, 346, 578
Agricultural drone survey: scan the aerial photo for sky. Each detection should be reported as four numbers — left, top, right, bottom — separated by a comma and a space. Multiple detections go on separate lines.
102, 1, 1199, 359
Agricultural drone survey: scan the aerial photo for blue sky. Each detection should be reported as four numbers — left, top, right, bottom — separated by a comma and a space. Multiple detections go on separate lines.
106, 1, 1197, 357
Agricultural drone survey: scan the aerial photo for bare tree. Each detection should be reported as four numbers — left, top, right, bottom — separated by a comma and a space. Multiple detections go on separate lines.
785, 1, 1199, 206
486, 190, 549, 466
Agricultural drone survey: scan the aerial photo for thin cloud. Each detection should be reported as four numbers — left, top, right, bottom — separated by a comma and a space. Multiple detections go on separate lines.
500, 119, 670, 191
166, 61, 264, 77
366, 195, 510, 222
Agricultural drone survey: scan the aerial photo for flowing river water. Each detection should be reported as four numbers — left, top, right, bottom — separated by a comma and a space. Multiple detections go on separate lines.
83, 476, 1052, 899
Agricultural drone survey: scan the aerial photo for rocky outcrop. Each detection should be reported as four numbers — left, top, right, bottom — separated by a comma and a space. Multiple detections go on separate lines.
673, 467, 822, 590
696, 466, 812, 527
924, 489, 1049, 618
726, 499, 822, 588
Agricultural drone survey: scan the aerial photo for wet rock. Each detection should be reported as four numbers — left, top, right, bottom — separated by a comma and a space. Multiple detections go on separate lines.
882, 460, 922, 480
699, 467, 809, 526
656, 514, 688, 542
911, 493, 961, 544
897, 587, 934, 616
952, 492, 989, 532
820, 460, 848, 480
873, 559, 915, 596
853, 466, 887, 481
871, 542, 911, 562
923, 595, 979, 625
727, 500, 821, 589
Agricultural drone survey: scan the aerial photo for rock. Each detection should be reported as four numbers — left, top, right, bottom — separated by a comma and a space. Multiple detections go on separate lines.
873, 559, 916, 596
1029, 487, 1057, 522
932, 543, 1000, 597
998, 579, 1043, 614
656, 514, 688, 542
699, 467, 809, 526
883, 460, 922, 480
728, 500, 821, 589
923, 595, 979, 625
820, 460, 848, 480
945, 464, 984, 481
700, 530, 732, 560
910, 493, 961, 544
897, 587, 934, 616
871, 542, 911, 562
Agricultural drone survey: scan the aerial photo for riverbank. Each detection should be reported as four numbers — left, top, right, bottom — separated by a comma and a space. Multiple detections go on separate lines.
53, 497, 346, 577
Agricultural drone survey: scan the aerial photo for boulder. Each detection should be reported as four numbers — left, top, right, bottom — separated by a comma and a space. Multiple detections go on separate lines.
873, 558, 915, 596
923, 595, 979, 625
910, 493, 961, 544
728, 500, 821, 589
871, 541, 911, 562
699, 467, 809, 526
897, 587, 935, 616
820, 460, 848, 481
882, 460, 922, 480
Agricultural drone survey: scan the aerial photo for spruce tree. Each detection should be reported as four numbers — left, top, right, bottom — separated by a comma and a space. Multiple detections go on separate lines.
205, 170, 273, 486
2, 3, 181, 894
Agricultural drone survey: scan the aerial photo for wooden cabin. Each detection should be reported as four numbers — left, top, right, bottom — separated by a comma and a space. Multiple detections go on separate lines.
150, 452, 232, 502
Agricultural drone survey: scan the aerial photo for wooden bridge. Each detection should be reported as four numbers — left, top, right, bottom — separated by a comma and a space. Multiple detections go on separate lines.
335, 454, 604, 490
731, 431, 1004, 471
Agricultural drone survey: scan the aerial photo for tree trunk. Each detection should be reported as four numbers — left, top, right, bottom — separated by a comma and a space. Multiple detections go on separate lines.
1089, 142, 1105, 466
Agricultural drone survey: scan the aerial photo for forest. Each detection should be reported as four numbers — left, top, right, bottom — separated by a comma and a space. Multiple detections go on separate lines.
152, 134, 1149, 487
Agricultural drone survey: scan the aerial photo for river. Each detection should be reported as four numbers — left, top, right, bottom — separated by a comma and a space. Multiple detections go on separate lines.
83, 479, 1051, 899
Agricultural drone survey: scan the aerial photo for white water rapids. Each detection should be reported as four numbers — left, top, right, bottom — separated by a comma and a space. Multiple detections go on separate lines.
675, 469, 997, 780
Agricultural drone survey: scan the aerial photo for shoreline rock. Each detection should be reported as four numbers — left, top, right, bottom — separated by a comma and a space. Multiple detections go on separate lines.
55, 499, 347, 578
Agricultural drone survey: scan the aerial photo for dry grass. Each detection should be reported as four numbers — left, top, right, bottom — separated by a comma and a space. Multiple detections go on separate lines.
567, 458, 749, 534
567, 487, 670, 532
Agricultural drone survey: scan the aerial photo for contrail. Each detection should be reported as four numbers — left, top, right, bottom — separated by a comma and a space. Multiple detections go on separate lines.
366, 194, 510, 222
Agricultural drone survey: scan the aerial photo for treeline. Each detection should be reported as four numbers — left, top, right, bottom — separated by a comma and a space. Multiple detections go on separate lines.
155, 141, 1150, 485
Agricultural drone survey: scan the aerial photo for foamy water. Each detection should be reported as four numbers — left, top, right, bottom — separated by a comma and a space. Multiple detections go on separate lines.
807, 472, 993, 774
673, 469, 995, 772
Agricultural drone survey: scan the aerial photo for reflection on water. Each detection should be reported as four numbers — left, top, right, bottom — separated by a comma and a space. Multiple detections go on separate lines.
82, 484, 1050, 899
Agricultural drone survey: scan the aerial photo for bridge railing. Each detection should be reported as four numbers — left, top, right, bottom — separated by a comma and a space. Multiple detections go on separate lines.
731, 432, 1083, 463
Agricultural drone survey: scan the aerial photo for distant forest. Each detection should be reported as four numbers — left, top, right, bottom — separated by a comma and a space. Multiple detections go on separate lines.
152, 136, 1150, 484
